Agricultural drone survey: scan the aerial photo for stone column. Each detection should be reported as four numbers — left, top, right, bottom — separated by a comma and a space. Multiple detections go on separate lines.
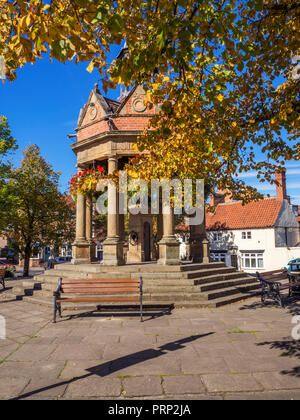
72, 193, 91, 264
119, 214, 126, 262
156, 213, 163, 260
86, 196, 97, 262
158, 205, 180, 265
76, 193, 86, 241
189, 214, 210, 264
102, 156, 125, 266
86, 196, 92, 241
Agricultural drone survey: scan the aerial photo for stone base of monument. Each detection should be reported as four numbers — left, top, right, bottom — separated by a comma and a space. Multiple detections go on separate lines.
157, 237, 181, 266
101, 238, 125, 266
71, 240, 93, 265
13, 262, 261, 310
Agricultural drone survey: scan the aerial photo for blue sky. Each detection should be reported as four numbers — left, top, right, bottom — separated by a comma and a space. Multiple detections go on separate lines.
0, 48, 299, 204
0, 46, 121, 193
239, 163, 300, 205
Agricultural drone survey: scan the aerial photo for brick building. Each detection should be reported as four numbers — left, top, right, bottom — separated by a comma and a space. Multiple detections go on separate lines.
70, 44, 208, 266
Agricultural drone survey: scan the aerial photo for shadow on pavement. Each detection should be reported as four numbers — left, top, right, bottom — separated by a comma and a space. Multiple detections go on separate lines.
256, 338, 300, 378
59, 304, 175, 322
12, 333, 215, 400
239, 299, 300, 316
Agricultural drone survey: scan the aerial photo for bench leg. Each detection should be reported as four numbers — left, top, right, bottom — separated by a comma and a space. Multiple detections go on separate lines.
140, 277, 143, 322
276, 292, 284, 308
53, 297, 57, 323
140, 297, 143, 323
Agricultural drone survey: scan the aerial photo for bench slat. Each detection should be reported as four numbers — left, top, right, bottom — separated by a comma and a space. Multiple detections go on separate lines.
61, 288, 140, 294
260, 269, 287, 276
260, 273, 288, 281
61, 283, 139, 289
62, 278, 138, 284
57, 297, 140, 303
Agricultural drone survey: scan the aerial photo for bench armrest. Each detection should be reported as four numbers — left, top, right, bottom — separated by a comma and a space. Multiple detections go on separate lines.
53, 278, 62, 297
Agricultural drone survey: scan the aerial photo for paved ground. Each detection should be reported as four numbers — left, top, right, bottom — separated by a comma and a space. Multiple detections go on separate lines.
0, 284, 300, 400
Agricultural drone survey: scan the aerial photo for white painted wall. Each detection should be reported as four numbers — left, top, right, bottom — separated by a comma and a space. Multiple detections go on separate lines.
208, 228, 300, 273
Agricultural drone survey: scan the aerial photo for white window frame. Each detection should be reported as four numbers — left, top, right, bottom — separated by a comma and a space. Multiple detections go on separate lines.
213, 232, 222, 242
210, 252, 227, 263
242, 231, 252, 239
241, 252, 264, 269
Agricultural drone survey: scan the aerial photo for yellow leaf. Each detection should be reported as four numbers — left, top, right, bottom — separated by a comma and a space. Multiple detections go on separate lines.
216, 94, 224, 102
86, 61, 94, 73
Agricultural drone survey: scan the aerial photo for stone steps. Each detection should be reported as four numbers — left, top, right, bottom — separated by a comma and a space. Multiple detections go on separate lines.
51, 262, 226, 273
34, 270, 247, 289
15, 279, 260, 304
36, 275, 257, 295
38, 265, 235, 281
12, 262, 261, 309
197, 277, 258, 292
22, 291, 260, 309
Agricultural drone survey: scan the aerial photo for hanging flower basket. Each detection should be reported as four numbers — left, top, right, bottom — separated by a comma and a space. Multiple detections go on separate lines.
69, 166, 105, 198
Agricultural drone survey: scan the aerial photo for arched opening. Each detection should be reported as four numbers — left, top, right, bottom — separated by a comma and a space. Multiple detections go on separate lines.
143, 222, 151, 262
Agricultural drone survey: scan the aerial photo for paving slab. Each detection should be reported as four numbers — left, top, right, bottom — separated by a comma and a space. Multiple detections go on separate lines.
0, 344, 20, 360
181, 356, 230, 375
253, 371, 300, 390
49, 344, 105, 361
16, 378, 68, 400
224, 391, 300, 400
103, 343, 157, 360
8, 343, 58, 362
162, 375, 206, 395
64, 376, 121, 398
0, 360, 65, 380
109, 355, 182, 377
201, 373, 264, 393
0, 376, 30, 398
0, 295, 300, 399
123, 376, 163, 397
59, 360, 111, 380
224, 355, 298, 373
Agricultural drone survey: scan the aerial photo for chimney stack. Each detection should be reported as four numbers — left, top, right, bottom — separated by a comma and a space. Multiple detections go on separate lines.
275, 170, 290, 203
209, 189, 233, 207
209, 192, 224, 207
219, 189, 233, 203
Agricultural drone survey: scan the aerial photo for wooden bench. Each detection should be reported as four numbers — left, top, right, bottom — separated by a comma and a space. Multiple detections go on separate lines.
0, 268, 5, 290
53, 277, 143, 323
256, 269, 300, 308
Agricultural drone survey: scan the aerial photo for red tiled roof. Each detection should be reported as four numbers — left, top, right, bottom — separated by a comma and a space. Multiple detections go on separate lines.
297, 217, 300, 223
206, 198, 283, 230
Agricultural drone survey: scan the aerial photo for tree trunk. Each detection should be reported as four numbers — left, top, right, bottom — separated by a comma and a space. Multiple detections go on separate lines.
23, 243, 31, 277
